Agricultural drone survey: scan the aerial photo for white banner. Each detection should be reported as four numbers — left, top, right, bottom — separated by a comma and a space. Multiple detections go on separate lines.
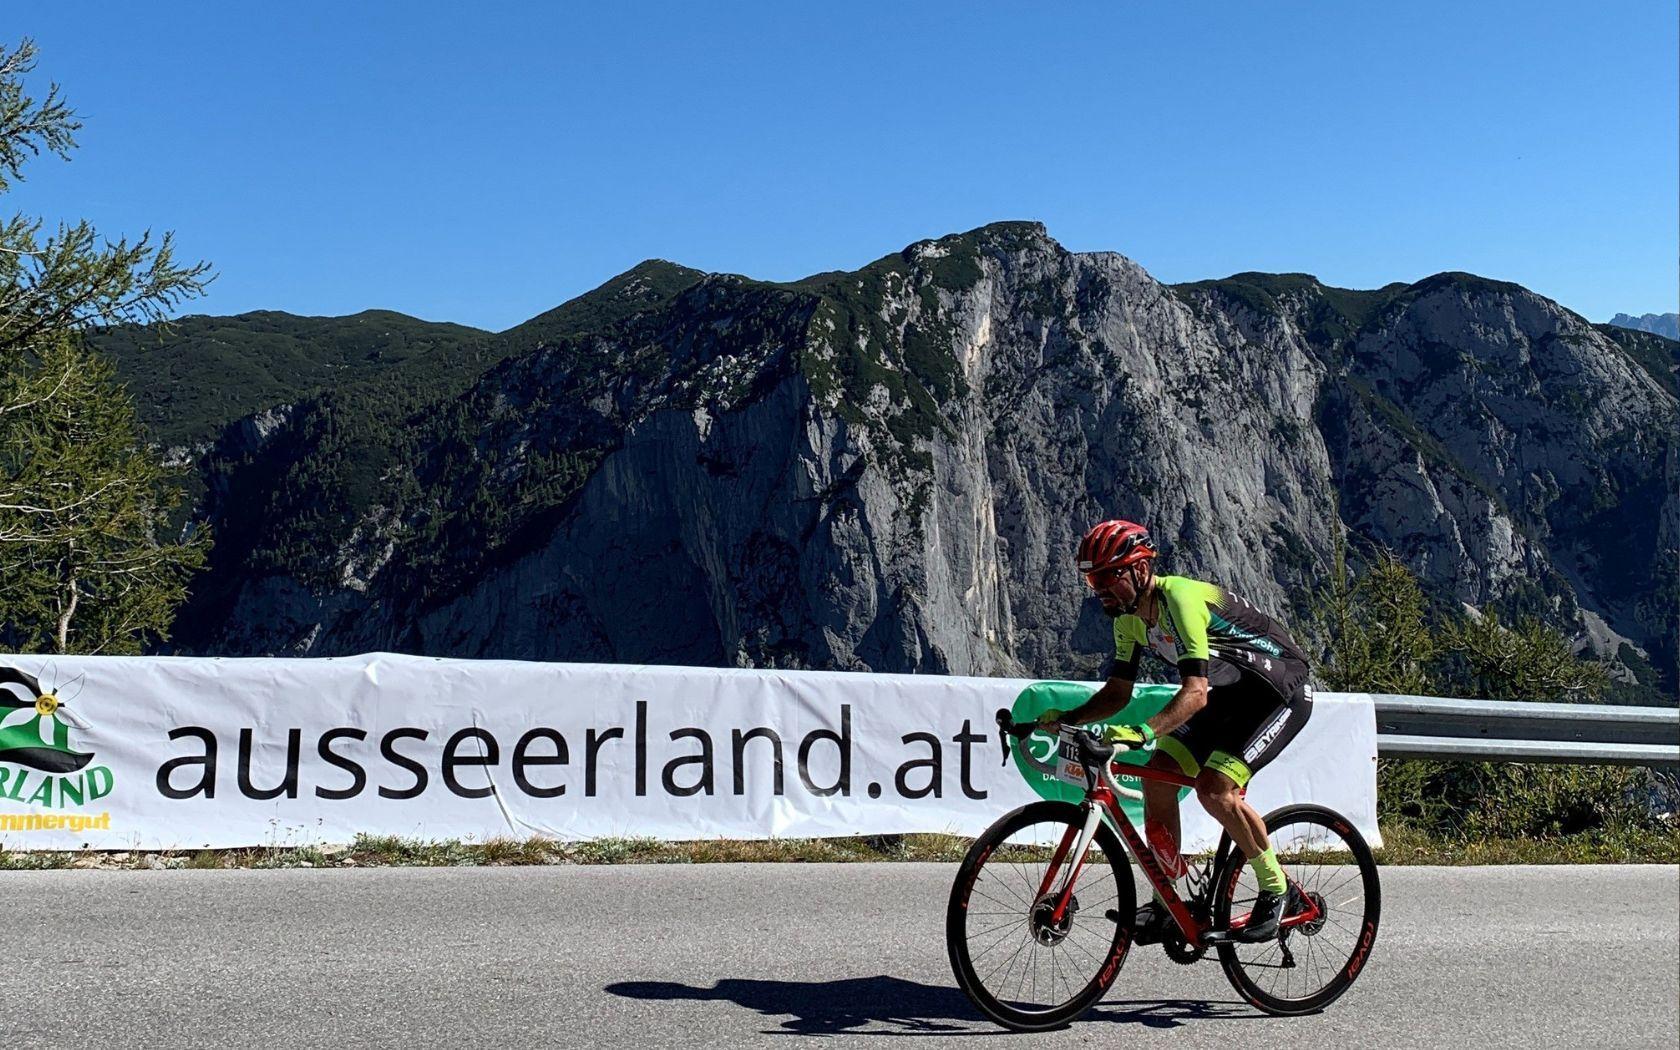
0, 653, 1378, 851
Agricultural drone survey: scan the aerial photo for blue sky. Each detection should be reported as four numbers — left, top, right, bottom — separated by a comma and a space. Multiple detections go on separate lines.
8, 2, 1676, 331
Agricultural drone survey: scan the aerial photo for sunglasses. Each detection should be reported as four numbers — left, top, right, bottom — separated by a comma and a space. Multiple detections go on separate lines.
1083, 567, 1129, 591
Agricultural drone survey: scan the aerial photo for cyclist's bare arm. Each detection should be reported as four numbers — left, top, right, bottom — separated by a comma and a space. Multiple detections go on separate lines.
1058, 677, 1135, 725
1144, 675, 1209, 736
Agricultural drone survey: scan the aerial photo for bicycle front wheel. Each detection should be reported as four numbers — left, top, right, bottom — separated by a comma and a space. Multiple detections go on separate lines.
1213, 803, 1381, 1016
946, 800, 1136, 1031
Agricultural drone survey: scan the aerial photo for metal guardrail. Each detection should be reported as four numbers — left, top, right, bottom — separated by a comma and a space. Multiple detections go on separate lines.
1372, 694, 1680, 767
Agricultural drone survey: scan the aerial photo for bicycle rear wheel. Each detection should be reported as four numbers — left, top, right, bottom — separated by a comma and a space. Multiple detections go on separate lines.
946, 800, 1136, 1031
1212, 803, 1381, 1015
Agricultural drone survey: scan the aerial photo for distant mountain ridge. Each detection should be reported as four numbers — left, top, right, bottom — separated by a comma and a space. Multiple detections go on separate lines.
92, 310, 493, 448
1609, 312, 1679, 341
98, 224, 1678, 702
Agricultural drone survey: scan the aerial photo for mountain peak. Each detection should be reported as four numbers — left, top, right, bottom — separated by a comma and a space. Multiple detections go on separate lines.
915, 220, 1055, 254
1608, 312, 1679, 341
504, 259, 707, 343
1408, 271, 1528, 299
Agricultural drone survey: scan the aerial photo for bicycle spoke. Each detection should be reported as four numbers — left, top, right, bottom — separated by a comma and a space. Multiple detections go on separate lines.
1014, 935, 1035, 1007
970, 884, 1026, 914
1062, 926, 1105, 967
994, 940, 1028, 1008
983, 928, 1033, 990
1321, 914, 1363, 941
1300, 932, 1321, 991
993, 868, 1035, 909
1005, 858, 1034, 902
969, 918, 1032, 965
1311, 868, 1361, 903
966, 915, 1030, 942
1244, 937, 1284, 967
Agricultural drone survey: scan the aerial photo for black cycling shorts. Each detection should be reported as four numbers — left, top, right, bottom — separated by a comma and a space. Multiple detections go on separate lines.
1158, 672, 1312, 788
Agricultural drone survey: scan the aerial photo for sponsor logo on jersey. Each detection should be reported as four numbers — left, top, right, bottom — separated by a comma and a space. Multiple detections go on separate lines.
1242, 708, 1292, 764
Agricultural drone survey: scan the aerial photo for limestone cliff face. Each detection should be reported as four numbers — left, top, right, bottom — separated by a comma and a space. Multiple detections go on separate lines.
1335, 280, 1673, 634
159, 224, 1678, 693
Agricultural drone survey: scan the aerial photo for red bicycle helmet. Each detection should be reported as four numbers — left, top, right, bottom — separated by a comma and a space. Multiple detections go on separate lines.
1077, 520, 1156, 573
1077, 520, 1157, 615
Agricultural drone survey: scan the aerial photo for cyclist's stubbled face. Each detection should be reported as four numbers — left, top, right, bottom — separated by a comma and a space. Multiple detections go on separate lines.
1084, 565, 1139, 616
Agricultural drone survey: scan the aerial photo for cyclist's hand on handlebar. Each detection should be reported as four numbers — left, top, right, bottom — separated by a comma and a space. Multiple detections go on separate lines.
1100, 723, 1156, 750
1035, 707, 1063, 728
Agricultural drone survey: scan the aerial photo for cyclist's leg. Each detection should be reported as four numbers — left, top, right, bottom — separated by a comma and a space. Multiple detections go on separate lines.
1209, 675, 1310, 846
1196, 680, 1313, 941
1140, 754, 1185, 892
1193, 679, 1311, 856
1147, 712, 1215, 873
1129, 717, 1214, 941
1194, 765, 1268, 856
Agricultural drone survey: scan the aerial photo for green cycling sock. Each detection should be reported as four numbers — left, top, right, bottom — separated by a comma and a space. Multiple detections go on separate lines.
1249, 846, 1287, 895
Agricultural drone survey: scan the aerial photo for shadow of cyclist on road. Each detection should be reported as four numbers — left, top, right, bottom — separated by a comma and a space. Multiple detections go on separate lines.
605, 974, 1248, 1036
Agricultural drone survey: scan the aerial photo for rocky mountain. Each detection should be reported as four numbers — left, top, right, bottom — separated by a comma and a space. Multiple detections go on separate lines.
104, 223, 1678, 699
1609, 312, 1679, 341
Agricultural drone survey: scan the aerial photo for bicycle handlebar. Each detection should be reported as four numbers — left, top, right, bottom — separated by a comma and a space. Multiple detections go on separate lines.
993, 709, 1123, 765
995, 709, 1148, 801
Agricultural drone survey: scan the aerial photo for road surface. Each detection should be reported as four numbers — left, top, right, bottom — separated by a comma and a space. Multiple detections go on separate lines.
3, 864, 1675, 1048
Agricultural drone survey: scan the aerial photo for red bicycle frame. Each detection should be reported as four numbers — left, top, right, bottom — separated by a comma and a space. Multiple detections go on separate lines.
1037, 753, 1322, 946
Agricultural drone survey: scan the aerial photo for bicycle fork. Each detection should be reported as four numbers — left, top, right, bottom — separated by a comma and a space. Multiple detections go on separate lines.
1038, 802, 1106, 925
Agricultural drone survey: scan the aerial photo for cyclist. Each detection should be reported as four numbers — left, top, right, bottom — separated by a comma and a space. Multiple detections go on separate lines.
1038, 519, 1313, 944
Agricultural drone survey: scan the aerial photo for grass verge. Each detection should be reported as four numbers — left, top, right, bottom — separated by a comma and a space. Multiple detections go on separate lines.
3, 823, 1675, 870
0, 832, 976, 870
1371, 820, 1679, 865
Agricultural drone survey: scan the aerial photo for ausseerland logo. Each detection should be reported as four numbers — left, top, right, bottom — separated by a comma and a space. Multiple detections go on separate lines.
0, 664, 115, 829
154, 701, 994, 802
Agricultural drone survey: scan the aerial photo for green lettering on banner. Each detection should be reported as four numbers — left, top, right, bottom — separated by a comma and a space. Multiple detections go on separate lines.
26, 777, 54, 807
86, 766, 114, 802
1007, 681, 1191, 820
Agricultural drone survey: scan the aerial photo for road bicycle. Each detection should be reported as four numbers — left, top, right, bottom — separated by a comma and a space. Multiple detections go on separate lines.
946, 711, 1381, 1031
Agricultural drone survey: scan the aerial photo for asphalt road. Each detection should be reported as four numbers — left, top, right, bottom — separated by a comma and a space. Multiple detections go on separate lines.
3, 865, 1675, 1048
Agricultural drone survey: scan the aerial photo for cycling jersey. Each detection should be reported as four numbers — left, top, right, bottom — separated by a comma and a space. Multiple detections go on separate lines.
1110, 575, 1309, 696
1107, 574, 1314, 787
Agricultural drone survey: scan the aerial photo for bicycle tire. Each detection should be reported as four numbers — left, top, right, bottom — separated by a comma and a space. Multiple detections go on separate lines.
946, 800, 1137, 1031
1212, 803, 1381, 1016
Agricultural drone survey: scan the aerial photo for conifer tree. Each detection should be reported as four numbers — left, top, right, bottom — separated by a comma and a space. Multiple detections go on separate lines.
1310, 540, 1656, 845
1439, 607, 1608, 702
0, 39, 210, 652
1312, 539, 1435, 694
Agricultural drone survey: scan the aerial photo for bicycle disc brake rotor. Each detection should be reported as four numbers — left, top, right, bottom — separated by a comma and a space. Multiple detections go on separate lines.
1030, 893, 1079, 946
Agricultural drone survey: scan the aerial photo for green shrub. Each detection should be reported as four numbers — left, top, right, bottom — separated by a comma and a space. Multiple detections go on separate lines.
1309, 544, 1668, 849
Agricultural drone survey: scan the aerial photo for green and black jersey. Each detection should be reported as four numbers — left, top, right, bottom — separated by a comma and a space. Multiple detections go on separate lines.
1111, 575, 1309, 697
